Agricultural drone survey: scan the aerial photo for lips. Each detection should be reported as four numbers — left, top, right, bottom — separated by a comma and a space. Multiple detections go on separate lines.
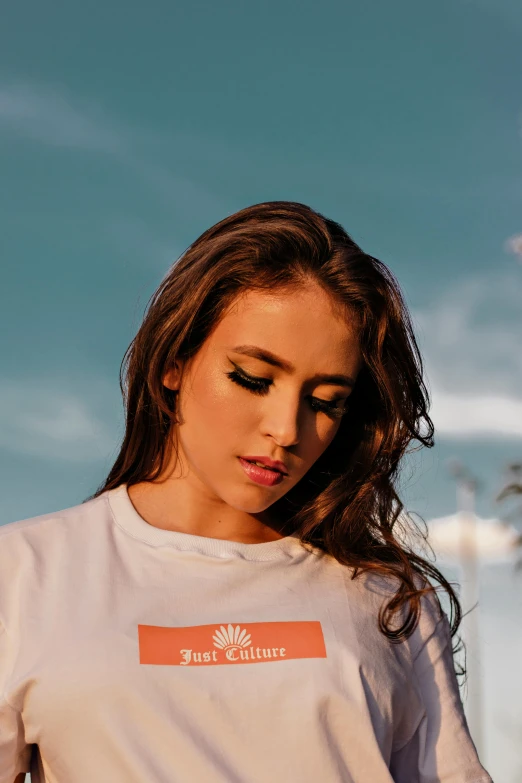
238, 458, 286, 486
240, 456, 288, 475
246, 460, 279, 473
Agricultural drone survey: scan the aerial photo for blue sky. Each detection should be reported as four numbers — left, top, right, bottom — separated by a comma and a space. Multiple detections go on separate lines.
1, 1, 521, 779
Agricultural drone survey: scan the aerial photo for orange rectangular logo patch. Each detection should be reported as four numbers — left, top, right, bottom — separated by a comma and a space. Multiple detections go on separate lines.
138, 620, 327, 666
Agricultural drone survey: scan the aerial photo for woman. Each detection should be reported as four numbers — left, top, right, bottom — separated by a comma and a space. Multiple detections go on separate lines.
1, 201, 492, 782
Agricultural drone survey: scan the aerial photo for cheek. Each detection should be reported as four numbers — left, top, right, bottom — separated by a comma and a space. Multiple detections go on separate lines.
310, 428, 335, 459
207, 372, 248, 415
185, 371, 251, 439
208, 368, 264, 418
175, 377, 237, 472
309, 419, 342, 460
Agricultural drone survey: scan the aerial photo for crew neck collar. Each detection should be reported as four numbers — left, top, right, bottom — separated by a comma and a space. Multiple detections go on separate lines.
105, 483, 309, 562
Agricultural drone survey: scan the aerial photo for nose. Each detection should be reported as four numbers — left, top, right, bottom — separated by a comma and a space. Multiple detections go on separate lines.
261, 391, 301, 449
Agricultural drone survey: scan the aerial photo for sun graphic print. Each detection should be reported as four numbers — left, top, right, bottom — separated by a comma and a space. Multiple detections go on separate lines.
212, 624, 252, 653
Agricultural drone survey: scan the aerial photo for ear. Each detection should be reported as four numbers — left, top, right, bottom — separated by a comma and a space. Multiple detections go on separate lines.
163, 362, 182, 392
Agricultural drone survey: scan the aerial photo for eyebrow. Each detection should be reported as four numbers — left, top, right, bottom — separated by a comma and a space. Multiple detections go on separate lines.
229, 345, 356, 388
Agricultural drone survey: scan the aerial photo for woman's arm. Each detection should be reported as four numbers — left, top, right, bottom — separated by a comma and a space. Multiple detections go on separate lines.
391, 604, 492, 781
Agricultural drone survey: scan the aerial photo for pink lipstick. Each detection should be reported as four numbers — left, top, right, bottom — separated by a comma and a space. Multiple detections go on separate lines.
238, 457, 286, 486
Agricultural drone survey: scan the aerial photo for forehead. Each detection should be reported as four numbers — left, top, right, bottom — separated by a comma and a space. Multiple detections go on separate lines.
211, 286, 361, 372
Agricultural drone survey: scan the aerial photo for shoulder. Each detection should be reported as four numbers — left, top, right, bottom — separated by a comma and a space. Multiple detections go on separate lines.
0, 492, 113, 630
0, 492, 110, 565
340, 567, 449, 657
0, 491, 108, 532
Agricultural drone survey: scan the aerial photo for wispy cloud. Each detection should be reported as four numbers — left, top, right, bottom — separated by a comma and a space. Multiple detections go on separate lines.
430, 388, 522, 439
0, 380, 117, 461
0, 81, 124, 151
0, 80, 223, 213
505, 233, 522, 264
412, 269, 522, 440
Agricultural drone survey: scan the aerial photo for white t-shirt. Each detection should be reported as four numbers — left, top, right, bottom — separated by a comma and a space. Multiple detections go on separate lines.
0, 484, 492, 782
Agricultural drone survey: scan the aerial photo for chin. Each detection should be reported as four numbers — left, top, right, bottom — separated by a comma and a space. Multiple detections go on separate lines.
225, 490, 276, 515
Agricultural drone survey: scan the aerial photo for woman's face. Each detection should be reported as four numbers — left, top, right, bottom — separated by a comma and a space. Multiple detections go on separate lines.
163, 283, 363, 521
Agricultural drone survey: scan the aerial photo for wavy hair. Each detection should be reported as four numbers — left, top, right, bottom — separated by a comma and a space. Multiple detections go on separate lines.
87, 201, 462, 660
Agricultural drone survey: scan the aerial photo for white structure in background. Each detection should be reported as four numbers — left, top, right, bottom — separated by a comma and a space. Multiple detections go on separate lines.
427, 461, 519, 765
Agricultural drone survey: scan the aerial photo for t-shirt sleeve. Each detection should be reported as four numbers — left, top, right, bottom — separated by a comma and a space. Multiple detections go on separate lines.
0, 623, 31, 781
389, 600, 493, 783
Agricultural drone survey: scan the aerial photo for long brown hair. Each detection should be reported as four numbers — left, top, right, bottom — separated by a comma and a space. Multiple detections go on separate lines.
87, 201, 462, 656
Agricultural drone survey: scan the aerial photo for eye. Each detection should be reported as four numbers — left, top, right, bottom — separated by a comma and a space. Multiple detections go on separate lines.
226, 365, 348, 419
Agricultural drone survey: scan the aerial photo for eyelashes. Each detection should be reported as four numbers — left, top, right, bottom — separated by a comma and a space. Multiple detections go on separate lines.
226, 366, 347, 419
